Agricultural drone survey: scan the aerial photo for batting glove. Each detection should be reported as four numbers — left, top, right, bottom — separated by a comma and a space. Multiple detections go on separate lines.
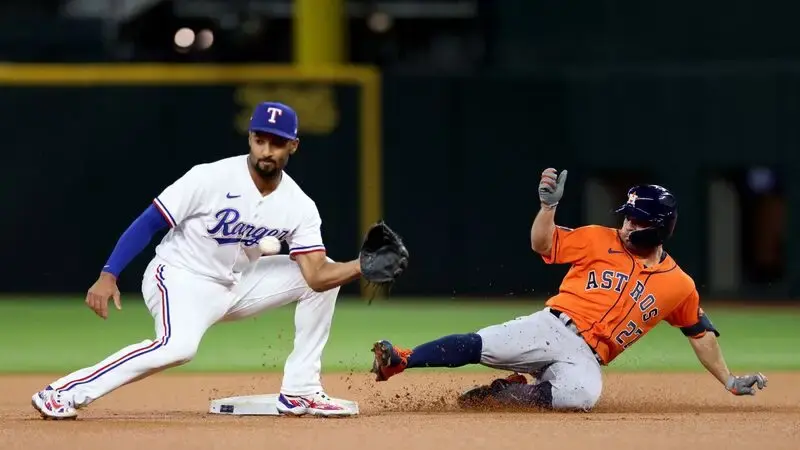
726, 372, 768, 395
539, 168, 568, 208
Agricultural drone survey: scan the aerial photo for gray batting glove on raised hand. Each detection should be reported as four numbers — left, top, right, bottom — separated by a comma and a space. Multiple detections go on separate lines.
726, 372, 768, 395
539, 168, 568, 208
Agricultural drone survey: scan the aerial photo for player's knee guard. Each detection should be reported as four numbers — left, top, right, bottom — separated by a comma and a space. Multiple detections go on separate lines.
552, 382, 601, 411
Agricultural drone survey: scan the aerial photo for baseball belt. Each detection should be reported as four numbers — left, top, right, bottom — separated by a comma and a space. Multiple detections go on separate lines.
545, 307, 604, 365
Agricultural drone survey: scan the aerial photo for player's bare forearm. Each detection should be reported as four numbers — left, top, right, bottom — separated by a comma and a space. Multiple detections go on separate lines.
294, 251, 362, 292
688, 333, 731, 386
310, 259, 362, 292
532, 167, 566, 255
530, 204, 556, 255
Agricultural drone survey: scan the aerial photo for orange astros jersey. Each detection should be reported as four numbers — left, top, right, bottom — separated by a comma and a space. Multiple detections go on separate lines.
542, 224, 705, 365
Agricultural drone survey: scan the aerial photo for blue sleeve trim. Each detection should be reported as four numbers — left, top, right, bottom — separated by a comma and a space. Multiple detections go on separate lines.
102, 204, 169, 277
290, 244, 326, 253
152, 197, 177, 228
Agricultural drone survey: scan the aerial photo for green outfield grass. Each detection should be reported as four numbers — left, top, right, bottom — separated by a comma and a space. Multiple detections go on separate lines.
1, 296, 797, 374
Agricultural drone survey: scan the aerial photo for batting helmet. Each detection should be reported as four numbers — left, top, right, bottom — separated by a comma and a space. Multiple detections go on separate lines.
614, 184, 677, 248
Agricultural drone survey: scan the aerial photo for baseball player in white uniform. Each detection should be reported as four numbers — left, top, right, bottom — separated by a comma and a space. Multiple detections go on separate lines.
32, 102, 367, 419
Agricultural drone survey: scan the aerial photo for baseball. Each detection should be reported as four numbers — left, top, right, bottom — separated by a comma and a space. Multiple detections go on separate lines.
258, 236, 282, 255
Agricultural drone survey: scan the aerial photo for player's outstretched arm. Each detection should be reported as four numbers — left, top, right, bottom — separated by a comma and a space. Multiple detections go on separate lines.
85, 204, 169, 319
293, 251, 361, 292
688, 333, 768, 396
531, 168, 567, 255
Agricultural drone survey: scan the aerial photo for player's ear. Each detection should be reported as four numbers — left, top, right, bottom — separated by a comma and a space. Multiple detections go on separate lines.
289, 139, 299, 155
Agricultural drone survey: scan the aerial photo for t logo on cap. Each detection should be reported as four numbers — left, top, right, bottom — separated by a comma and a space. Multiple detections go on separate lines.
248, 101, 299, 140
266, 107, 282, 124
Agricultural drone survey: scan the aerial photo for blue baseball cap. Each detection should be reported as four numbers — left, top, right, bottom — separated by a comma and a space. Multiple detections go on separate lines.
248, 102, 299, 140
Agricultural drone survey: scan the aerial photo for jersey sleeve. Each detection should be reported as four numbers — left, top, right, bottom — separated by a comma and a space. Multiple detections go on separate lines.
287, 202, 326, 258
152, 166, 206, 228
541, 225, 598, 265
665, 288, 717, 338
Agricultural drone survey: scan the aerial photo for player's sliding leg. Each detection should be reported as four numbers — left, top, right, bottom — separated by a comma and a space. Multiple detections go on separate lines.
31, 261, 232, 420
223, 254, 352, 417
471, 309, 603, 411
371, 309, 602, 411
371, 333, 483, 380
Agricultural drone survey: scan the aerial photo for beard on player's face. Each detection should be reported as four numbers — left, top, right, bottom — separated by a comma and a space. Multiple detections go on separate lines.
619, 218, 659, 255
247, 134, 295, 180
249, 153, 283, 179
619, 219, 634, 240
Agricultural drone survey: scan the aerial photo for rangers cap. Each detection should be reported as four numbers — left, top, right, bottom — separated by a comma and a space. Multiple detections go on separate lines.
248, 102, 299, 140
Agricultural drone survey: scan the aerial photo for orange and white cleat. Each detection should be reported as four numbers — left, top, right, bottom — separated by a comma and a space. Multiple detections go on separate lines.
370, 340, 412, 382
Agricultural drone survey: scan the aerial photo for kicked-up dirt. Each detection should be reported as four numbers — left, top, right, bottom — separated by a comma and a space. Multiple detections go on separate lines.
1, 371, 798, 450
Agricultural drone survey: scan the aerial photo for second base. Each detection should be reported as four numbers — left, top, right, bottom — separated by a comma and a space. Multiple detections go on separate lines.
208, 394, 360, 416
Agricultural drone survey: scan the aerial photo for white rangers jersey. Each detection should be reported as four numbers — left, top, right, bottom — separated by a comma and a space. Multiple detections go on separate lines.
151, 155, 326, 284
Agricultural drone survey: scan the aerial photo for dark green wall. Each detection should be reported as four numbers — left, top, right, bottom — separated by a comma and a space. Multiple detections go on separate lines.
0, 84, 361, 294
381, 69, 800, 299
488, 0, 800, 68
3, 67, 799, 298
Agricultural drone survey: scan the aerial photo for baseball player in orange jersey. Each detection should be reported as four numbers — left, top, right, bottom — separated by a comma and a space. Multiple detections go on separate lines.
370, 168, 768, 411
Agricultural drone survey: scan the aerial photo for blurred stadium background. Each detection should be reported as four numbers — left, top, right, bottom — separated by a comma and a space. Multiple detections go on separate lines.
0, 0, 797, 374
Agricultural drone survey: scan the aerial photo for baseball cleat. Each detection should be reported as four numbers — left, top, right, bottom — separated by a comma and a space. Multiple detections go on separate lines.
370, 340, 412, 382
276, 393, 309, 416
457, 384, 496, 409
31, 387, 77, 420
276, 392, 355, 417
505, 372, 529, 385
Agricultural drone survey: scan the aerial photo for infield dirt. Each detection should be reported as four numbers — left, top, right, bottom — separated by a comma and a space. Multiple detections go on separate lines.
2, 372, 798, 450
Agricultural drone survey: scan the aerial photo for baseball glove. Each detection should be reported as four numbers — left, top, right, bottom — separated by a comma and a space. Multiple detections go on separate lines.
359, 221, 409, 299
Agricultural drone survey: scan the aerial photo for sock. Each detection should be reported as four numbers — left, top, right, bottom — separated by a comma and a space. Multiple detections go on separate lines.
406, 333, 483, 368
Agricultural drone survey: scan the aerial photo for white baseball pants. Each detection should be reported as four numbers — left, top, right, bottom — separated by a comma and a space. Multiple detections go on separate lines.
48, 255, 339, 408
